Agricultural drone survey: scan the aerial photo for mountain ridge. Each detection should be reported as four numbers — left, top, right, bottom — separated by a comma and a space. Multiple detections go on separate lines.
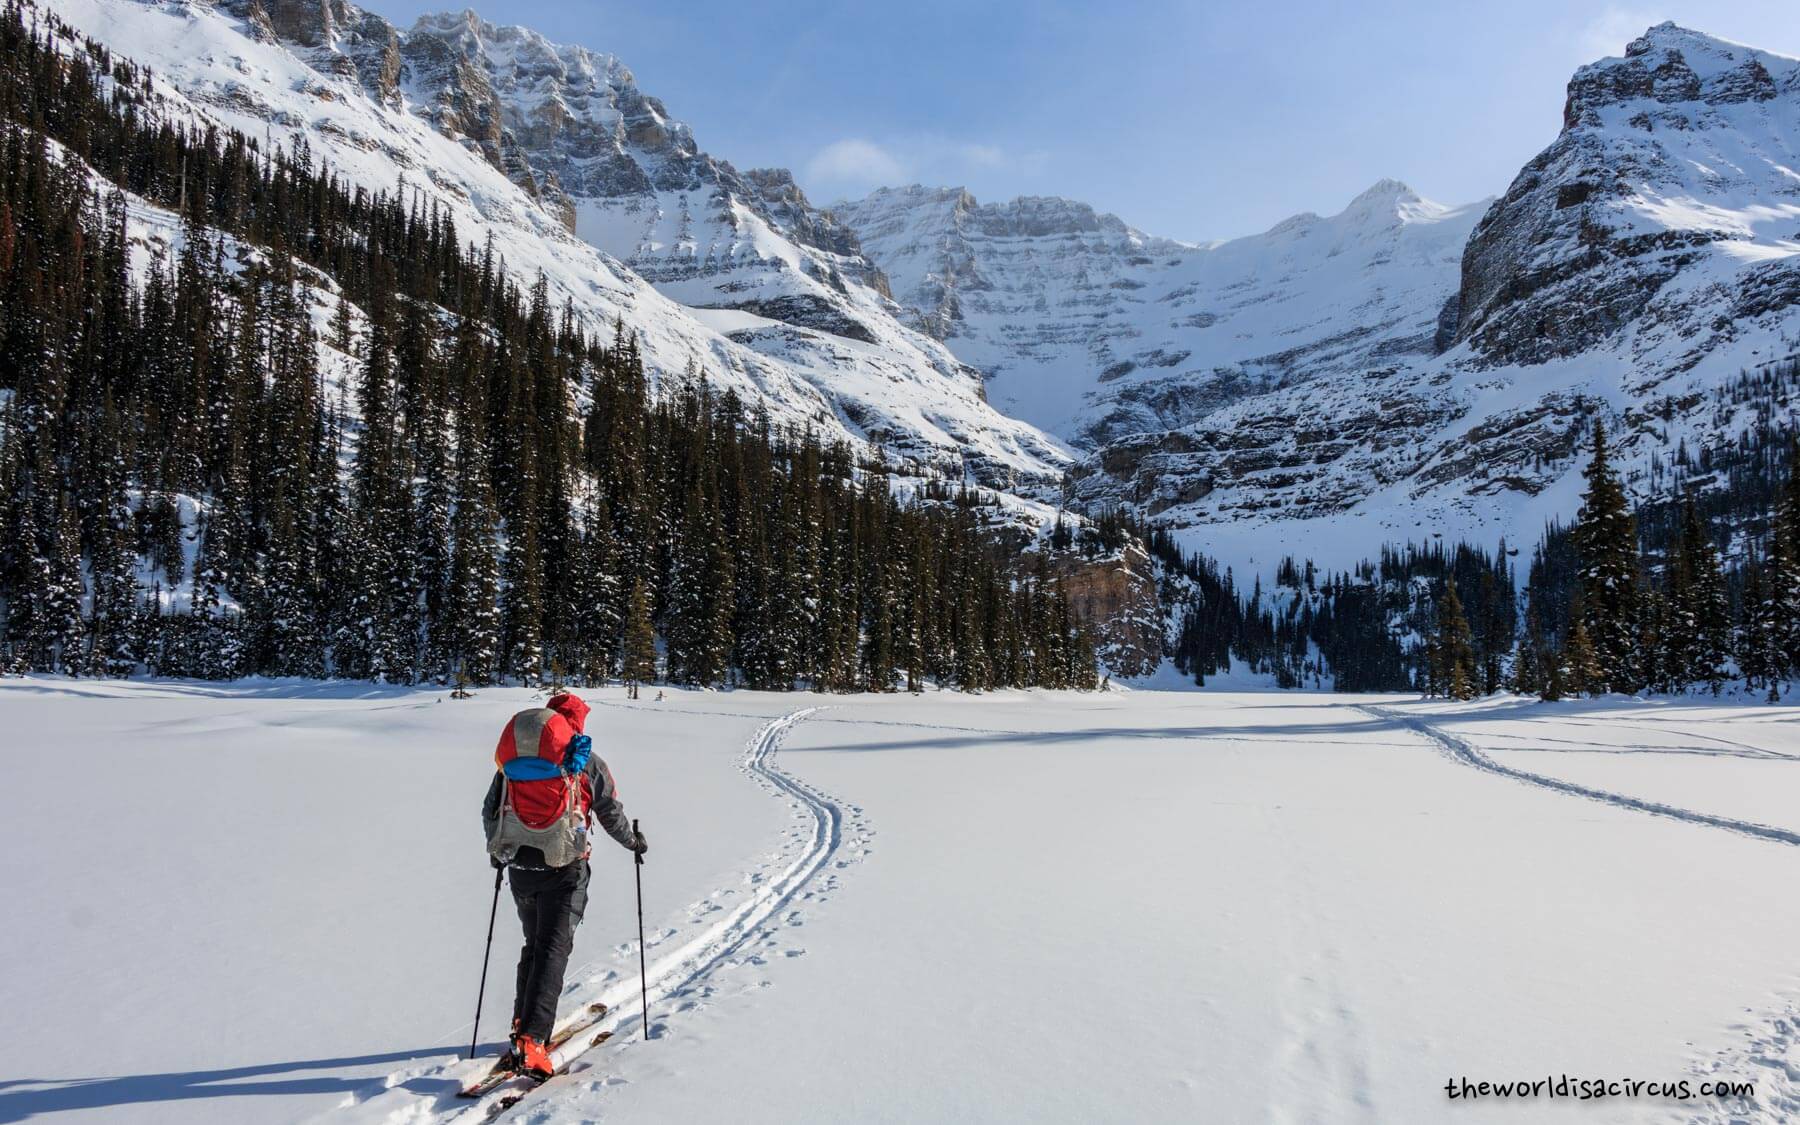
833, 176, 1486, 452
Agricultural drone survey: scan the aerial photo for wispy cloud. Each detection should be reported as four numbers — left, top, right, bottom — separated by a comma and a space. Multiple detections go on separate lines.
957, 143, 1007, 170
802, 136, 1049, 200
1575, 4, 1668, 62
804, 139, 908, 190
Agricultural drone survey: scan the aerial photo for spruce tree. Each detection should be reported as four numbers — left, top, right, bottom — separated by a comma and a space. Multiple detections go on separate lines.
1738, 561, 1785, 701
1561, 592, 1600, 697
1435, 576, 1475, 699
84, 397, 140, 677
416, 405, 456, 679
1768, 436, 1800, 681
1475, 565, 1509, 694
621, 575, 658, 689
567, 490, 620, 685
1512, 597, 1546, 697
1671, 498, 1730, 693
1569, 420, 1641, 693
447, 428, 503, 684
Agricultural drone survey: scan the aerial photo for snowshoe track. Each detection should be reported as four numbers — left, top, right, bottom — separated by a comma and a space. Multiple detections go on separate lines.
1367, 705, 1800, 848
343, 707, 854, 1123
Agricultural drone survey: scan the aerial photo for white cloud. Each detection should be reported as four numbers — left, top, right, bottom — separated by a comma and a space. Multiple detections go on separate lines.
801, 136, 1052, 202
958, 143, 1007, 170
1575, 4, 1668, 63
804, 139, 908, 188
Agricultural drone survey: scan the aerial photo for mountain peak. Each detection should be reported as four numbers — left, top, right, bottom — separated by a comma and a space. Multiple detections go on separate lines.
1352, 177, 1416, 202
1343, 177, 1415, 216
1566, 22, 1797, 126
408, 9, 632, 84
1329, 179, 1460, 229
1623, 21, 1772, 67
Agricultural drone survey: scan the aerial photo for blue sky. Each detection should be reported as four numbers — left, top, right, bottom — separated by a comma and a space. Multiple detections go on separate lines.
364, 0, 1800, 242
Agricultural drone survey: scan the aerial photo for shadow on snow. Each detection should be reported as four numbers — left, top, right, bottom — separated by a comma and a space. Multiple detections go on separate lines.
0, 1045, 477, 1122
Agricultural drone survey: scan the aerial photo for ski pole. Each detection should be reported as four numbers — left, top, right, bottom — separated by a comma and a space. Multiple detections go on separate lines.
634, 817, 649, 1041
469, 864, 504, 1060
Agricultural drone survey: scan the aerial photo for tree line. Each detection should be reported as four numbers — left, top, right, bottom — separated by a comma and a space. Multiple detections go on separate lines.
1134, 417, 1797, 700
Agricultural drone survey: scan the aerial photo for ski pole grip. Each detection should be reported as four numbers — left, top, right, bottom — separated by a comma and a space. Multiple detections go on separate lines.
633, 817, 643, 865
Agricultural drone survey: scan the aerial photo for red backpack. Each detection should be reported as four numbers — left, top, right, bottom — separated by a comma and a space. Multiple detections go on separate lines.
486, 694, 593, 867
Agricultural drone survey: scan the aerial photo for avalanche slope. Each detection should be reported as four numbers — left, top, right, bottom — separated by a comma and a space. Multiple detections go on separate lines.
334, 705, 871, 1123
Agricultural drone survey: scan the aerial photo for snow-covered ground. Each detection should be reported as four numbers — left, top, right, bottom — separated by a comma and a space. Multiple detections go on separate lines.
3, 681, 1799, 1123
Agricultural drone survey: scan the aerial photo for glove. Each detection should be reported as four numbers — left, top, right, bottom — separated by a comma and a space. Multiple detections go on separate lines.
490, 855, 507, 870
630, 828, 648, 856
564, 733, 592, 775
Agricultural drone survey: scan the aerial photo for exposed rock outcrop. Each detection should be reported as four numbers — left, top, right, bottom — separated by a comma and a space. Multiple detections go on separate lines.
1455, 23, 1800, 369
1053, 543, 1162, 678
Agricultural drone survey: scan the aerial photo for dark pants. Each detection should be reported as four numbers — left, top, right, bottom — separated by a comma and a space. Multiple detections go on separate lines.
509, 861, 590, 1041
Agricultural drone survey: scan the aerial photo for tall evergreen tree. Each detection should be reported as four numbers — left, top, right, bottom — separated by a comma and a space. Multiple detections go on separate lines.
1432, 576, 1475, 699
1569, 420, 1641, 693
621, 575, 657, 689
1669, 497, 1730, 693
1768, 436, 1800, 681
1739, 560, 1786, 701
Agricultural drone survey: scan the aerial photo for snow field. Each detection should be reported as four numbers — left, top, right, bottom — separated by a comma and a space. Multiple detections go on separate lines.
0, 681, 814, 1124
4, 682, 1800, 1122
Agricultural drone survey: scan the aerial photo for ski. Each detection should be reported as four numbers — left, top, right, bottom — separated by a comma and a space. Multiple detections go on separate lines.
456, 1002, 608, 1098
480, 1029, 614, 1119
548, 1003, 610, 1048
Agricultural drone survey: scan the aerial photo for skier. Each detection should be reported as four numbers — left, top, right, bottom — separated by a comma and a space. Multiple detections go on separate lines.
482, 693, 646, 1078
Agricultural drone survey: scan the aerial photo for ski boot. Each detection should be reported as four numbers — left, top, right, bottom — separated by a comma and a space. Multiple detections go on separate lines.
515, 1035, 554, 1080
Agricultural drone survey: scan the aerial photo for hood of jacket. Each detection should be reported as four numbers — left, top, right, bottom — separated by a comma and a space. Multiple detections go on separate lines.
545, 693, 590, 733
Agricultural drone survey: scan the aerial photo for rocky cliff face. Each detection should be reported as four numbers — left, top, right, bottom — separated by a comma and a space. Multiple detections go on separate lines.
389, 13, 914, 337
1454, 23, 1800, 372
233, 0, 401, 103
1053, 543, 1162, 678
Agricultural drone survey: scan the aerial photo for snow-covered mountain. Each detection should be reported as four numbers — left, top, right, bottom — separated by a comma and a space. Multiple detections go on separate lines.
833, 181, 1484, 450
50, 0, 1069, 489
839, 24, 1800, 570
40, 2, 1800, 579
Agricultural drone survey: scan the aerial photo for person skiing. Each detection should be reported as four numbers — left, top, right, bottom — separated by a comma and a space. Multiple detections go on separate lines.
482, 692, 645, 1078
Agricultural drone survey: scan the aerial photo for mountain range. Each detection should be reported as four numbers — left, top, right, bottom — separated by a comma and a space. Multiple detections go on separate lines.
836, 23, 1800, 569
47, 0, 1800, 577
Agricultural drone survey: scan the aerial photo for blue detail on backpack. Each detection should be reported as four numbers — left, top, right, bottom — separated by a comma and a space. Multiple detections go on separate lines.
502, 757, 564, 781
564, 734, 592, 775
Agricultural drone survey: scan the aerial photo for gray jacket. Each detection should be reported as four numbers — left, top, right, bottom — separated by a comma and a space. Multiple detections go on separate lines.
483, 754, 636, 869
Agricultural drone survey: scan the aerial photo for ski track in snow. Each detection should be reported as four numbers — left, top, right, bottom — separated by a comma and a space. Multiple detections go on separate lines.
342, 706, 869, 1124
1363, 705, 1800, 848
1368, 704, 1800, 1124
